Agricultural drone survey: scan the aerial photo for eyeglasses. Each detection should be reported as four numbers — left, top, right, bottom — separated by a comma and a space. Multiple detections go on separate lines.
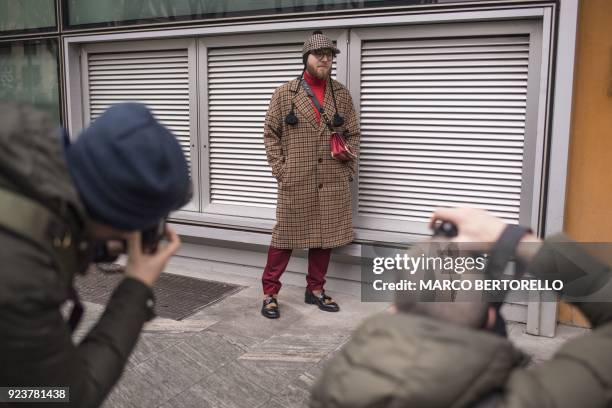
312, 49, 334, 60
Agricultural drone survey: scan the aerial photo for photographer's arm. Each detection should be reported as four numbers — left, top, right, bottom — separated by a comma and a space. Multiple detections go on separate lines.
74, 229, 180, 404
525, 234, 612, 327
65, 229, 180, 407
70, 277, 155, 407
500, 236, 612, 408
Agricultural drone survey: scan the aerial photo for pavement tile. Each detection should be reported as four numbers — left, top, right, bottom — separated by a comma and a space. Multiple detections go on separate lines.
103, 367, 168, 408
126, 331, 197, 369
108, 343, 208, 407
184, 361, 273, 408
237, 358, 315, 393
204, 301, 306, 350
181, 330, 247, 374
143, 316, 219, 333
264, 398, 303, 408
239, 333, 343, 363
158, 383, 216, 408
270, 371, 318, 408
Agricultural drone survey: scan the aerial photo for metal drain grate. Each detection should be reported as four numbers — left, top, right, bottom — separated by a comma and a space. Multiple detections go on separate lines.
75, 265, 244, 320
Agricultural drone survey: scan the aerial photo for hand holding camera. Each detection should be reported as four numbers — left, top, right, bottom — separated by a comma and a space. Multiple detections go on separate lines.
430, 207, 542, 263
124, 226, 181, 287
430, 207, 508, 246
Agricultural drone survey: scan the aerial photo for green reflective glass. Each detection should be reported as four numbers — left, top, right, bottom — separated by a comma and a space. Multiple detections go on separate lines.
0, 40, 61, 124
67, 0, 424, 27
0, 0, 56, 33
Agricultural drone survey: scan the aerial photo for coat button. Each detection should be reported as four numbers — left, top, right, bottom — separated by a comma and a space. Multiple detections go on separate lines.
318, 158, 322, 163
318, 183, 323, 189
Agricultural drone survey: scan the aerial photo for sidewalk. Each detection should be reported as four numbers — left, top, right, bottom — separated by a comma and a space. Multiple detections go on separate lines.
74, 269, 589, 408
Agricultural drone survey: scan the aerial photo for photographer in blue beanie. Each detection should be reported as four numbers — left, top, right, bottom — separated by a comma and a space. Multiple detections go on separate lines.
0, 102, 190, 407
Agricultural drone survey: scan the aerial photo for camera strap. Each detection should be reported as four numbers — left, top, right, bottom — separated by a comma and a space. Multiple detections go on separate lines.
482, 224, 532, 336
485, 225, 533, 279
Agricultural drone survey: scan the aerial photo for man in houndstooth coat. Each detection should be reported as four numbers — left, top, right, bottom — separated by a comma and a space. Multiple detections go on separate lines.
260, 31, 361, 319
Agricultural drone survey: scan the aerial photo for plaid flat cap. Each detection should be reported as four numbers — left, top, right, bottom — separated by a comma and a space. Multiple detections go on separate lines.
302, 31, 340, 55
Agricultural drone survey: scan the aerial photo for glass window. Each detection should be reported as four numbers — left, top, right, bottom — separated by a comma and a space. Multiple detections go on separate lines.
0, 0, 56, 34
0, 39, 61, 124
66, 0, 433, 28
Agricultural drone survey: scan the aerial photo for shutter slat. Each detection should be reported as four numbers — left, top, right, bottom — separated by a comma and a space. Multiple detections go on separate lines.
360, 197, 519, 214
208, 42, 336, 208
359, 35, 529, 225
362, 52, 528, 63
360, 175, 520, 189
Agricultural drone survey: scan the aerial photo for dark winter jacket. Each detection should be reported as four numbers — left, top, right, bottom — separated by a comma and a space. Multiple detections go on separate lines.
0, 103, 154, 408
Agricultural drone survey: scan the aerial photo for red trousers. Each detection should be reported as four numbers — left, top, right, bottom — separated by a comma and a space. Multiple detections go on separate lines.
262, 246, 332, 295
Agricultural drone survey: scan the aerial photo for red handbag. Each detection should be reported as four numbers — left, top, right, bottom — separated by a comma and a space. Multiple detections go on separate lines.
301, 79, 356, 162
330, 132, 356, 162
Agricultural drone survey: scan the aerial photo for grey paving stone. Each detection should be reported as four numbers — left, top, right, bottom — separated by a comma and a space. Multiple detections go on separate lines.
269, 371, 318, 408
264, 397, 303, 408
126, 331, 197, 369
237, 358, 315, 394
108, 343, 208, 407
181, 330, 247, 374
143, 315, 219, 333
158, 383, 216, 408
239, 333, 343, 363
185, 361, 273, 408
103, 367, 168, 408
205, 301, 305, 350
101, 393, 138, 408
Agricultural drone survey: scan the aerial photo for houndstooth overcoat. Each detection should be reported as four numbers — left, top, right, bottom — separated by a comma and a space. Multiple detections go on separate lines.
264, 78, 360, 249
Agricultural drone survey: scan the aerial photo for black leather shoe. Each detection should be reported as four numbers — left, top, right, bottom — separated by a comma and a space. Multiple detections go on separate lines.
261, 296, 280, 319
305, 290, 340, 312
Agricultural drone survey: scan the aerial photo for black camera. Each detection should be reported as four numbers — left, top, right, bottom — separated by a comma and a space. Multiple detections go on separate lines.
432, 220, 458, 238
141, 219, 166, 254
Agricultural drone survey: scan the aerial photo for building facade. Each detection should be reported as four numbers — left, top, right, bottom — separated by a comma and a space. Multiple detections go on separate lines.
1, 0, 603, 335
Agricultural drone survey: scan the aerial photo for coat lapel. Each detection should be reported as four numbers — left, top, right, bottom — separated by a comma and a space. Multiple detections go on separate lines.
293, 83, 319, 130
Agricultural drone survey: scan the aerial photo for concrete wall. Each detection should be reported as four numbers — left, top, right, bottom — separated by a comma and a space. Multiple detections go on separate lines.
559, 0, 612, 327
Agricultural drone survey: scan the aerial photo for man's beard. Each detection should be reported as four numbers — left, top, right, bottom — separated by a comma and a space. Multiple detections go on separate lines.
306, 62, 331, 80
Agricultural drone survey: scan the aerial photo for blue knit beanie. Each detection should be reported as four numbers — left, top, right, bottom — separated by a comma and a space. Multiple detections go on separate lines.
66, 103, 190, 231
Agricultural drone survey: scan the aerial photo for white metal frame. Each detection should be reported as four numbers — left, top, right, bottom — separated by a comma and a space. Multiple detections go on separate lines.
348, 19, 546, 236
196, 29, 348, 220
77, 38, 201, 212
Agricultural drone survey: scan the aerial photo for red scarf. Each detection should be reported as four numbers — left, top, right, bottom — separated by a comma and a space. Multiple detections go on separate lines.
304, 70, 326, 123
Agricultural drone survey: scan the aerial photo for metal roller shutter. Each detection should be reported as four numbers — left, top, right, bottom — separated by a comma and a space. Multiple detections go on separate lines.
359, 35, 529, 224
207, 43, 336, 208
87, 49, 193, 172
